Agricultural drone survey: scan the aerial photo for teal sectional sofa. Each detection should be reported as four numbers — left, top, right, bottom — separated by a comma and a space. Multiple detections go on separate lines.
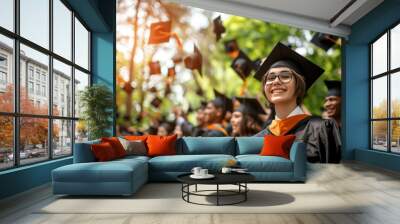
52, 137, 306, 196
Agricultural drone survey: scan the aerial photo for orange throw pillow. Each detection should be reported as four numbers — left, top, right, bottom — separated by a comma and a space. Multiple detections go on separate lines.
91, 142, 117, 162
260, 135, 296, 159
101, 137, 126, 158
124, 135, 148, 142
146, 134, 177, 157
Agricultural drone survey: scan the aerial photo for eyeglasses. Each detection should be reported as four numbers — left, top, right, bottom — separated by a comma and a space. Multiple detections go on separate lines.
265, 71, 293, 85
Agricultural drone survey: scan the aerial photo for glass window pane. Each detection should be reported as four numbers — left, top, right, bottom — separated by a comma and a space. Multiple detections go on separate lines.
74, 69, 89, 118
20, 44, 49, 115
75, 120, 88, 143
20, 0, 49, 49
20, 117, 49, 165
0, 35, 14, 112
53, 59, 72, 117
372, 121, 388, 151
53, 0, 72, 60
0, 0, 14, 31
0, 116, 14, 170
74, 18, 89, 70
391, 24, 400, 70
53, 119, 72, 157
372, 76, 387, 119
372, 33, 387, 76
391, 72, 400, 118
391, 120, 400, 153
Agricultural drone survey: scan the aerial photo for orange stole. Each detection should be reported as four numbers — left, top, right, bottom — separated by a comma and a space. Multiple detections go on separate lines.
206, 123, 228, 136
268, 114, 310, 136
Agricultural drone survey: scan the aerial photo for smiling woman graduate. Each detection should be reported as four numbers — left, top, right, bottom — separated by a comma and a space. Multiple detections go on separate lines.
254, 42, 341, 163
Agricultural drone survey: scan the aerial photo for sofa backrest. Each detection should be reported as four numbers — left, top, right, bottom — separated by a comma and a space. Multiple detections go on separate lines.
235, 137, 264, 155
73, 139, 100, 163
177, 137, 235, 155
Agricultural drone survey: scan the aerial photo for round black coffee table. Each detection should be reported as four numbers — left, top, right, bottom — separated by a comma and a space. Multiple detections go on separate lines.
177, 173, 255, 206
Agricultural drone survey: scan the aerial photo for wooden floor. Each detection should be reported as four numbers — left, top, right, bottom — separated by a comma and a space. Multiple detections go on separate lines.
1, 161, 400, 224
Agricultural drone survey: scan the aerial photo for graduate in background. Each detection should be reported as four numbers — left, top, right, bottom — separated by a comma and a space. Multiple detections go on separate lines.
230, 97, 265, 136
323, 80, 342, 128
203, 97, 229, 137
254, 42, 341, 163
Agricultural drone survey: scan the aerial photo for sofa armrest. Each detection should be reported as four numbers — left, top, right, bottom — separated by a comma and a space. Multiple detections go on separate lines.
289, 141, 307, 181
73, 140, 100, 163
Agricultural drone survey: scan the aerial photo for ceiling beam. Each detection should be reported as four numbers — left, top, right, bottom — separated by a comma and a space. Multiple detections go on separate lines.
330, 0, 368, 28
167, 0, 351, 37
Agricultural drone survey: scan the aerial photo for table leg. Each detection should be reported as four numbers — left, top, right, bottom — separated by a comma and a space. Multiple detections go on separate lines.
217, 184, 219, 206
195, 184, 197, 192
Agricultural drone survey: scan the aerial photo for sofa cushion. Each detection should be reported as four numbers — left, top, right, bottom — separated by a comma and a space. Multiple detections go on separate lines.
118, 138, 147, 156
236, 137, 264, 155
149, 154, 235, 172
91, 142, 118, 161
178, 137, 235, 155
52, 159, 147, 183
236, 155, 293, 172
147, 134, 177, 157
101, 137, 127, 158
260, 135, 296, 159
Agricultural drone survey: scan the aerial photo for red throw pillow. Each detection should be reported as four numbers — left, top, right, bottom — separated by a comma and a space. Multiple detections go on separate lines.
91, 142, 117, 161
101, 137, 127, 158
260, 135, 296, 159
146, 134, 177, 157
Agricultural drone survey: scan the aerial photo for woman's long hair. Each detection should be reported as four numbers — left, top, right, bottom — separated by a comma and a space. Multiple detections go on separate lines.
236, 113, 263, 136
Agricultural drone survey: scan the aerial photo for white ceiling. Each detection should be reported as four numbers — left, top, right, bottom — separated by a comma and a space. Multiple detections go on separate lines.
167, 0, 384, 37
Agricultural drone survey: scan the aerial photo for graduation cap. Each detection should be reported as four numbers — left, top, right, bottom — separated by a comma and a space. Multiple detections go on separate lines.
254, 42, 324, 90
149, 61, 161, 75
165, 82, 172, 96
195, 88, 204, 96
167, 66, 176, 78
151, 97, 162, 108
148, 21, 172, 44
122, 82, 134, 94
311, 33, 339, 51
234, 97, 266, 116
213, 15, 225, 41
324, 80, 341, 97
231, 51, 253, 80
149, 86, 158, 93
213, 89, 234, 112
184, 45, 202, 75
224, 39, 240, 59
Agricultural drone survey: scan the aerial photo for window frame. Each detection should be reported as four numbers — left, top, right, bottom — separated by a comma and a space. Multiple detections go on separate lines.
0, 0, 92, 171
370, 20, 400, 154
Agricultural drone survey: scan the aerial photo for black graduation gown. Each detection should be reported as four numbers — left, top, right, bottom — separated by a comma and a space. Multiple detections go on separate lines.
255, 116, 341, 163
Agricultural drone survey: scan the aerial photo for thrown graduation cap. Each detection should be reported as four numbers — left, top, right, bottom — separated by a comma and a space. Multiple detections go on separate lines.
324, 80, 341, 97
311, 33, 339, 51
165, 83, 172, 96
184, 45, 202, 75
235, 97, 266, 115
167, 66, 176, 78
149, 86, 158, 93
122, 82, 134, 94
148, 21, 172, 44
224, 39, 240, 59
231, 51, 253, 80
213, 16, 225, 41
254, 42, 324, 90
151, 97, 162, 108
213, 89, 233, 112
149, 61, 161, 75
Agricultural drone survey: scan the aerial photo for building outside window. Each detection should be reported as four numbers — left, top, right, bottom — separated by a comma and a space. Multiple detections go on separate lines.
0, 0, 91, 170
371, 23, 400, 154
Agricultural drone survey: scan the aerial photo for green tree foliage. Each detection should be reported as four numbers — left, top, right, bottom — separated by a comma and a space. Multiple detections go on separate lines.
80, 84, 114, 139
